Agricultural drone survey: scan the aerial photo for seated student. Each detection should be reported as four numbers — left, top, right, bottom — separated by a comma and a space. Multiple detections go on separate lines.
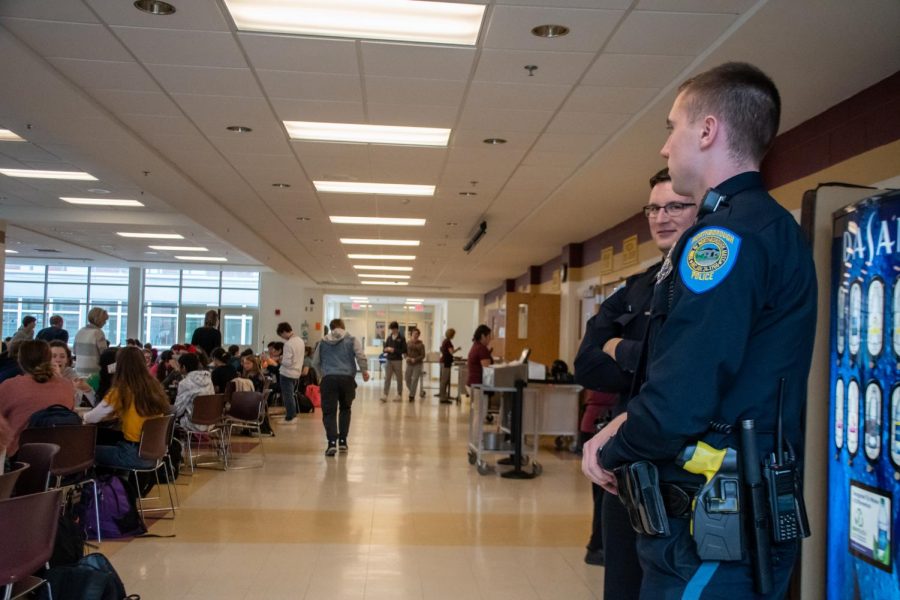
49, 340, 95, 406
174, 353, 215, 432
227, 345, 242, 372
0, 346, 23, 385
241, 354, 266, 393
210, 348, 238, 393
0, 340, 75, 456
83, 346, 171, 469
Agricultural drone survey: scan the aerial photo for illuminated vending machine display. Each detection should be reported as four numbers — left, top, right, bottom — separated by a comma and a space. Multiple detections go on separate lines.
894, 277, 900, 359
867, 278, 885, 360
864, 381, 882, 462
849, 280, 862, 361
835, 378, 845, 451
837, 286, 847, 356
847, 378, 860, 457
892, 385, 900, 469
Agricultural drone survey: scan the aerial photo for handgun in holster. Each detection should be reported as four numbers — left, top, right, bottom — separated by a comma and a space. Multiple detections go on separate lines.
676, 441, 744, 561
613, 461, 670, 537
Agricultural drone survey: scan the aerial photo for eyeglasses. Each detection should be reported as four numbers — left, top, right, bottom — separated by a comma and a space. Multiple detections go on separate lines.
642, 202, 696, 218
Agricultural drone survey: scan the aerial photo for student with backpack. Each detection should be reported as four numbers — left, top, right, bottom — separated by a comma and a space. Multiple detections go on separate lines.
83, 346, 171, 469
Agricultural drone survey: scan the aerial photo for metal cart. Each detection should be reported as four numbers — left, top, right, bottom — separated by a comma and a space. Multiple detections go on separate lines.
520, 383, 583, 452
467, 383, 541, 477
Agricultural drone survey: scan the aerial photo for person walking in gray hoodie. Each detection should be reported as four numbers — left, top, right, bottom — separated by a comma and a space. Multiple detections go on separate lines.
312, 318, 369, 456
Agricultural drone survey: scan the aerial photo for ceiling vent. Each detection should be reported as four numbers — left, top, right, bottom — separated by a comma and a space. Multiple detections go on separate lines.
34, 248, 60, 253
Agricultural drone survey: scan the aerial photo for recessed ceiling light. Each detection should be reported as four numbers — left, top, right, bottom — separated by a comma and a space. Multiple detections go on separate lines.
223, 0, 485, 46
5, 249, 18, 254
406, 298, 424, 303
272, 183, 291, 188
458, 191, 477, 196
134, 0, 176, 15
360, 281, 408, 286
296, 217, 311, 221
0, 129, 25, 142
353, 265, 413, 271
86, 188, 111, 194
148, 245, 209, 251
0, 168, 97, 181
315, 181, 434, 196
349, 297, 369, 301
446, 221, 458, 226
340, 238, 419, 246
483, 138, 507, 145
60, 197, 144, 207
117, 232, 184, 239
174, 256, 228, 262
226, 125, 253, 133
531, 24, 569, 38
348, 253, 415, 261
330, 216, 426, 226
359, 273, 411, 279
284, 121, 451, 146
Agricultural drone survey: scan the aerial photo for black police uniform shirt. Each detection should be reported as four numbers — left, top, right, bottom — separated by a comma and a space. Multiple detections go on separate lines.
574, 262, 661, 415
600, 172, 817, 482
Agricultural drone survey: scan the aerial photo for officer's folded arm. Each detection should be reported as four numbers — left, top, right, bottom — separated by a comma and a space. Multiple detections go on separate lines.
599, 232, 767, 472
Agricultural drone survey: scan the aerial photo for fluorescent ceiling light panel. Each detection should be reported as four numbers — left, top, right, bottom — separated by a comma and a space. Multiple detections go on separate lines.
340, 238, 419, 246
406, 298, 424, 303
174, 256, 228, 262
149, 245, 209, 252
117, 232, 184, 239
348, 253, 415, 261
353, 265, 413, 271
360, 281, 408, 286
315, 181, 434, 196
330, 216, 425, 226
5, 249, 18, 254
0, 129, 25, 142
359, 273, 411, 279
284, 121, 450, 146
61, 197, 144, 207
224, 0, 485, 46
0, 168, 97, 181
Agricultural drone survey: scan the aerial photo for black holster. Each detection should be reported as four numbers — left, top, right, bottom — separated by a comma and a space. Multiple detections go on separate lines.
614, 461, 670, 537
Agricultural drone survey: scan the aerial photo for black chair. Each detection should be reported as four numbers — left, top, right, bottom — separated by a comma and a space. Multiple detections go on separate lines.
13, 443, 60, 496
0, 463, 28, 500
224, 391, 267, 469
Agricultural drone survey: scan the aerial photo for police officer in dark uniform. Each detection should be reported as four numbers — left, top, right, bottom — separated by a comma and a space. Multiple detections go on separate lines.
574, 168, 697, 597
582, 62, 817, 599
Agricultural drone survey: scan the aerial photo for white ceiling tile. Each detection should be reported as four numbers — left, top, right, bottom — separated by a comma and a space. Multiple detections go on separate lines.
1, 19, 132, 62
171, 94, 283, 138
271, 98, 365, 123
635, 0, 756, 14
207, 133, 292, 156
258, 70, 362, 102
48, 58, 158, 92
365, 77, 466, 107
605, 11, 738, 55
239, 34, 359, 74
563, 86, 658, 113
474, 49, 595, 85
582, 53, 693, 88
521, 150, 583, 170
441, 162, 513, 188
495, 0, 631, 7
446, 146, 527, 169
546, 111, 630, 135
360, 42, 476, 80
450, 130, 539, 150
120, 114, 195, 137
91, 90, 182, 117
0, 1, 99, 22
85, 0, 230, 31
224, 153, 302, 173
0, 143, 62, 163
113, 27, 246, 68
484, 6, 625, 52
466, 81, 570, 111
367, 146, 447, 181
146, 65, 262, 97
457, 106, 554, 133
366, 103, 458, 128
531, 132, 600, 155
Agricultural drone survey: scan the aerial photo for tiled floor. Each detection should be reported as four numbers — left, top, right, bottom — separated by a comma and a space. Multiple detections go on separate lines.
101, 381, 603, 599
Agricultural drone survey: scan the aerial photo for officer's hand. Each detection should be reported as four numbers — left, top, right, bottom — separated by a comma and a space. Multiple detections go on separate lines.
581, 413, 627, 493
602, 337, 623, 359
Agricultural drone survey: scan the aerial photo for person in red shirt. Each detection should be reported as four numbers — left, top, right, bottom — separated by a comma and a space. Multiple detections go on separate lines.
466, 325, 493, 388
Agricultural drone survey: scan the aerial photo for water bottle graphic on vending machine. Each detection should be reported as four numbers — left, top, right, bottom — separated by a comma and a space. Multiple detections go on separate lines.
835, 378, 845, 451
837, 286, 847, 356
849, 281, 862, 361
864, 382, 882, 462
847, 379, 860, 457
892, 385, 900, 468
876, 498, 890, 564
866, 278, 884, 360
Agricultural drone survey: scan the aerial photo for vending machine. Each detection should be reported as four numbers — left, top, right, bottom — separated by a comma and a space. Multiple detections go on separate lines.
828, 189, 900, 599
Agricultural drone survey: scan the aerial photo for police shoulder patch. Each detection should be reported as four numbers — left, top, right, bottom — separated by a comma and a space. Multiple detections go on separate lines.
678, 226, 742, 293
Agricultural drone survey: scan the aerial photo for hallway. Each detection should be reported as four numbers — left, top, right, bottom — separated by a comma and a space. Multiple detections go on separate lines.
103, 381, 601, 599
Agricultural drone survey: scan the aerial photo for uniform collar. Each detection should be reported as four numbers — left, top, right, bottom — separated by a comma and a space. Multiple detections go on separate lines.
713, 171, 764, 197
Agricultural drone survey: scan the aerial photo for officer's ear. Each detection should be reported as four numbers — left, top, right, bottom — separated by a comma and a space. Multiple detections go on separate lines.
698, 114, 719, 151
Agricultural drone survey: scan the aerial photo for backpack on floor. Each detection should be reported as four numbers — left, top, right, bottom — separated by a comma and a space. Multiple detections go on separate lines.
295, 391, 314, 414
77, 474, 146, 540
42, 552, 140, 600
51, 497, 86, 568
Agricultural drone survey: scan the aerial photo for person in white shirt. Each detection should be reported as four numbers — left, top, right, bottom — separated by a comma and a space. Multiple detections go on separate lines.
277, 322, 306, 423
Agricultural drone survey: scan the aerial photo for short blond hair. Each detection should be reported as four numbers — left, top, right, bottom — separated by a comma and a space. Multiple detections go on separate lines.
87, 307, 109, 326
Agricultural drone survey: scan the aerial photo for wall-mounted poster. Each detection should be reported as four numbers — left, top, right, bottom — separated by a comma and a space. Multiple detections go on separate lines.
828, 189, 900, 600
374, 321, 385, 340
622, 235, 639, 266
599, 246, 614, 274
